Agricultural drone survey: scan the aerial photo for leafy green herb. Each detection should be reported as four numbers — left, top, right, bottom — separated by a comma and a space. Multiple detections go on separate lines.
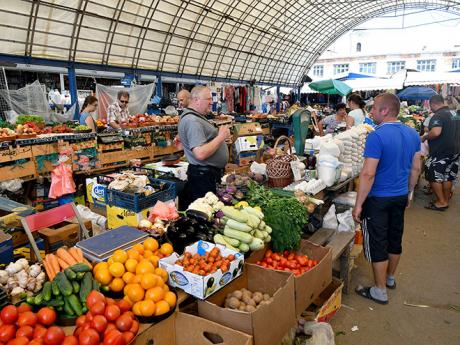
16, 115, 44, 125
246, 180, 275, 208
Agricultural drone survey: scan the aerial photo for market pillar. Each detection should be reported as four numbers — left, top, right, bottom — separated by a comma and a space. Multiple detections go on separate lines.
68, 66, 79, 119
156, 75, 162, 98
276, 85, 281, 112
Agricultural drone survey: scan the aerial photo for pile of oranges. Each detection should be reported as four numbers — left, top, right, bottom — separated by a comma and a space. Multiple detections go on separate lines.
93, 238, 176, 317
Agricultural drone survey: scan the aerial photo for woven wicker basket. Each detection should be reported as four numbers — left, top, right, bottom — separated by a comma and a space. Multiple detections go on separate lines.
266, 136, 296, 188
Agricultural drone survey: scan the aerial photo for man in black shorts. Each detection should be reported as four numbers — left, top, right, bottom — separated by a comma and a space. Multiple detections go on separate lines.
422, 95, 458, 211
353, 93, 421, 304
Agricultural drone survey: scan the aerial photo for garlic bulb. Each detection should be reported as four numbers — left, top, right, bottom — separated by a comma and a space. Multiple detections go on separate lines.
36, 272, 46, 284
16, 259, 29, 270
34, 281, 43, 293
26, 277, 36, 292
16, 270, 28, 289
6, 263, 22, 276
11, 286, 25, 296
0, 271, 8, 285
7, 277, 18, 290
28, 264, 41, 278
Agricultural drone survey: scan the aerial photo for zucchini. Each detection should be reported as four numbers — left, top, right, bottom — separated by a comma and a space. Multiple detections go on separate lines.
63, 297, 74, 316
221, 207, 248, 223
55, 272, 73, 296
76, 272, 85, 280
79, 272, 92, 303
42, 281, 52, 302
72, 281, 80, 294
264, 235, 271, 243
71, 263, 92, 273
238, 243, 249, 253
51, 281, 60, 296
249, 238, 264, 251
67, 294, 83, 316
214, 234, 239, 248
223, 227, 253, 244
265, 226, 272, 234
254, 230, 265, 239
225, 219, 252, 232
258, 220, 266, 230
243, 206, 264, 219
64, 268, 77, 281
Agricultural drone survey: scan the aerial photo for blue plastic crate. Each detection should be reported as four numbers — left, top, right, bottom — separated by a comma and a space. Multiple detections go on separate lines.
104, 177, 176, 212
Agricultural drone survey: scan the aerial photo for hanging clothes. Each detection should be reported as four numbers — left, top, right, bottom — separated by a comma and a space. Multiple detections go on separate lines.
224, 85, 235, 113
239, 87, 247, 114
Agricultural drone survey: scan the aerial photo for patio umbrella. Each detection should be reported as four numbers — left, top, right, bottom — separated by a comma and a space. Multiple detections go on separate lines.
308, 79, 352, 96
397, 86, 437, 100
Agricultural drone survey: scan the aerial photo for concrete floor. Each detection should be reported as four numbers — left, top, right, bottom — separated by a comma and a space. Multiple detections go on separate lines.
330, 190, 460, 345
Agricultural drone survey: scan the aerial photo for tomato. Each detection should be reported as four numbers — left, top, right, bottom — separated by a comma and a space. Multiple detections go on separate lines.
115, 314, 133, 332
29, 339, 44, 345
116, 300, 131, 314
123, 311, 135, 320
265, 257, 273, 265
307, 260, 314, 267
128, 320, 138, 335
272, 261, 279, 269
261, 262, 267, 268
62, 336, 78, 345
104, 324, 117, 338
122, 332, 134, 344
0, 306, 18, 325
73, 328, 82, 338
78, 329, 100, 345
296, 256, 307, 266
76, 316, 86, 328
0, 325, 16, 343
17, 311, 37, 327
287, 253, 295, 260
85, 312, 94, 323
264, 250, 273, 258
16, 305, 32, 314
37, 308, 56, 327
105, 298, 116, 305
103, 330, 126, 345
279, 258, 288, 267
7, 336, 28, 345
33, 325, 47, 339
44, 326, 65, 345
283, 250, 290, 258
104, 305, 120, 322
90, 301, 106, 316
16, 326, 34, 339
271, 253, 281, 261
91, 315, 107, 334
86, 291, 105, 309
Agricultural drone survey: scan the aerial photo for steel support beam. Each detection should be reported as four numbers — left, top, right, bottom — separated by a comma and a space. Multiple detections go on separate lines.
68, 66, 79, 120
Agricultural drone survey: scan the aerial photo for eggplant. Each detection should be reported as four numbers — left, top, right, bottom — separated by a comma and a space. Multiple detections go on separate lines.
195, 233, 208, 241
185, 226, 196, 236
187, 209, 209, 223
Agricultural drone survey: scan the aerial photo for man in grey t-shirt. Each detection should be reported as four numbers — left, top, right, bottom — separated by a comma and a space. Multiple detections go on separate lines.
178, 86, 230, 208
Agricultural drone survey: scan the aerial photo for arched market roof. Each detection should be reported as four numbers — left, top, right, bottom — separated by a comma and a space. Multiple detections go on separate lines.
1, 0, 459, 86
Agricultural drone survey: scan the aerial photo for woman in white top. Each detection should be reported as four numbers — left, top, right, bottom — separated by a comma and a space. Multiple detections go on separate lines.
346, 93, 366, 127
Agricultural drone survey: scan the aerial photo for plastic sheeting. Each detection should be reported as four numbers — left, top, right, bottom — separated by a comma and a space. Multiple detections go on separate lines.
96, 83, 155, 119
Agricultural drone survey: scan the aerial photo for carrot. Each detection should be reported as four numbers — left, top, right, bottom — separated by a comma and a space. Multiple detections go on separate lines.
57, 257, 70, 270
56, 248, 78, 266
43, 257, 55, 281
74, 247, 84, 262
48, 254, 60, 274
68, 247, 82, 263
82, 257, 93, 269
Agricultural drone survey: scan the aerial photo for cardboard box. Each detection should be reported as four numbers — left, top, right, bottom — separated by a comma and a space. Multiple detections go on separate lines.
86, 177, 107, 207
106, 205, 150, 229
247, 240, 332, 316
133, 312, 252, 345
160, 241, 244, 299
38, 220, 92, 253
198, 264, 296, 345
303, 278, 343, 323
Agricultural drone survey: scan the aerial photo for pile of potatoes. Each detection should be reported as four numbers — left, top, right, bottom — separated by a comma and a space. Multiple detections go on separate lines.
224, 288, 273, 312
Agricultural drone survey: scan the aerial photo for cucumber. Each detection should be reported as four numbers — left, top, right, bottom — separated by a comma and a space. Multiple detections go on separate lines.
67, 294, 83, 316
221, 206, 248, 223
26, 296, 35, 305
45, 299, 64, 307
71, 263, 92, 273
72, 281, 80, 294
64, 268, 77, 281
34, 293, 43, 306
56, 306, 63, 312
42, 281, 52, 302
63, 297, 74, 316
55, 272, 73, 296
51, 281, 60, 296
223, 227, 253, 244
225, 219, 252, 232
76, 272, 85, 280
79, 272, 92, 303
92, 279, 100, 292
238, 243, 249, 253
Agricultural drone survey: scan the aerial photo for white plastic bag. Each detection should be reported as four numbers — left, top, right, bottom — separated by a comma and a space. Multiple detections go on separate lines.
323, 205, 338, 230
319, 141, 340, 158
304, 321, 336, 345
337, 209, 355, 232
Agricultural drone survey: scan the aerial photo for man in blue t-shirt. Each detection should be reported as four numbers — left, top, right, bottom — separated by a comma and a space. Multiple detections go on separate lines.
353, 93, 421, 305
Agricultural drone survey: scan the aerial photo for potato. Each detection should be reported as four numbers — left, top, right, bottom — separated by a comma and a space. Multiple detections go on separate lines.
247, 299, 256, 307
242, 295, 253, 305
238, 303, 247, 311
242, 290, 253, 299
252, 292, 263, 304
245, 305, 256, 313
263, 293, 270, 301
232, 290, 243, 300
228, 297, 240, 309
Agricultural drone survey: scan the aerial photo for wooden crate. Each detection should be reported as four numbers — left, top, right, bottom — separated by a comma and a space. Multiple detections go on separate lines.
128, 147, 154, 162
0, 146, 32, 163
98, 150, 130, 167
0, 160, 37, 182
153, 146, 181, 156
32, 143, 61, 174
98, 142, 124, 152
68, 139, 97, 151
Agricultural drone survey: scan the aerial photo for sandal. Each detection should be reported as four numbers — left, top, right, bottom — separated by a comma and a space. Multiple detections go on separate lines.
429, 201, 448, 209
355, 286, 388, 305
425, 203, 448, 211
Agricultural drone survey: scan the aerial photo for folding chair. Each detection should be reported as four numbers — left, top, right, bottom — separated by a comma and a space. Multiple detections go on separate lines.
20, 203, 90, 262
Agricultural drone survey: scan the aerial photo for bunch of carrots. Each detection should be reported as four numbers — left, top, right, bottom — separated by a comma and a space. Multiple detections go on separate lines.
43, 247, 92, 281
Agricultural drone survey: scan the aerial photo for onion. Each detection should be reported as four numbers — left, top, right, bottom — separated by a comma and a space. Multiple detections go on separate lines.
225, 187, 236, 194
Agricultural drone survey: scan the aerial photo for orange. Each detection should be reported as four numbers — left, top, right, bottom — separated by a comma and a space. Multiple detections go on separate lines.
139, 300, 156, 317
95, 269, 112, 285
143, 238, 159, 252
109, 262, 125, 278
162, 284, 169, 292
109, 277, 125, 292
127, 249, 140, 261
122, 272, 136, 284
94, 262, 108, 274
140, 273, 157, 290
132, 275, 142, 284
136, 260, 155, 275
126, 283, 144, 302
132, 243, 144, 255
155, 300, 170, 316
132, 301, 142, 316
107, 257, 115, 265
144, 286, 164, 303
125, 258, 138, 273
160, 243, 173, 256
143, 250, 153, 258
154, 267, 168, 283
148, 255, 160, 268
154, 275, 164, 288
164, 291, 177, 308
112, 249, 128, 264
123, 295, 133, 305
